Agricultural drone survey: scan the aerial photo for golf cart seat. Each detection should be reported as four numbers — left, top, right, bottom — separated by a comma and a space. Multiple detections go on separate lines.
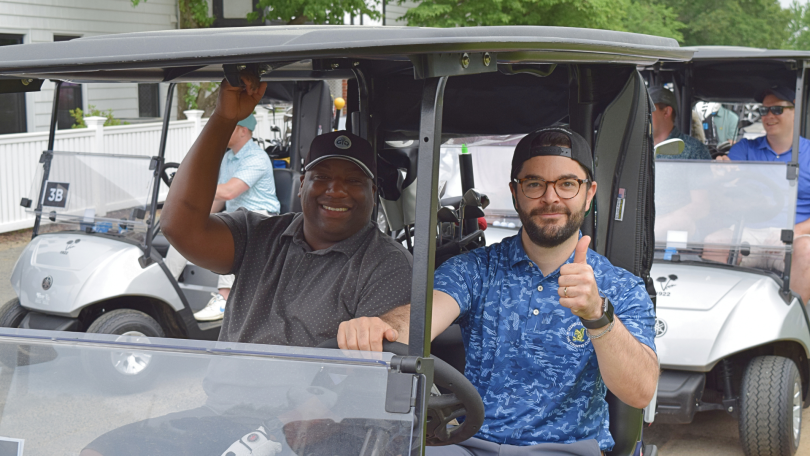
273, 168, 294, 215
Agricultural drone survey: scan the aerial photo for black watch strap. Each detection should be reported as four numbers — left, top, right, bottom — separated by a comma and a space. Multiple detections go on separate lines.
579, 297, 615, 329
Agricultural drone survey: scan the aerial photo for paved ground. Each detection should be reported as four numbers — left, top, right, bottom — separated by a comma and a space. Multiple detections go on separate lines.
645, 409, 810, 455
0, 242, 25, 306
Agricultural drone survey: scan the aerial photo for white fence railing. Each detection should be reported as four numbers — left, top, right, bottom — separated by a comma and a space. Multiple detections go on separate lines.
0, 110, 281, 234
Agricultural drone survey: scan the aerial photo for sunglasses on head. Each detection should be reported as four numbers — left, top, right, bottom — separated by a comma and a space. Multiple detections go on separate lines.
758, 105, 794, 116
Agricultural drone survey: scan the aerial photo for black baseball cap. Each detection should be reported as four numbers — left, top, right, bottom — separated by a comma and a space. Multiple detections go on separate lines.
757, 84, 796, 103
511, 126, 594, 181
304, 131, 376, 179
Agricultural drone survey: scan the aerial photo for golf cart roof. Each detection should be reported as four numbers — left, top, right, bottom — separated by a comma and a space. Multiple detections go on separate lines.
0, 25, 691, 83
684, 46, 810, 61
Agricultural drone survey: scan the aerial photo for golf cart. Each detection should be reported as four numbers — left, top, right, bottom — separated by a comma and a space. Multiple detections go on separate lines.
0, 26, 690, 455
0, 77, 332, 333
641, 48, 810, 455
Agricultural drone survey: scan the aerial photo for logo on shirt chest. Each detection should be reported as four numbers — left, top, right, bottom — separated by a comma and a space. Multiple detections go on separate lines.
566, 322, 590, 350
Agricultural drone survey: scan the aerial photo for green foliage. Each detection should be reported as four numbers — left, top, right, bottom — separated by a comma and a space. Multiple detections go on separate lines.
398, 0, 683, 41
623, 0, 684, 42
69, 106, 128, 129
659, 0, 790, 47
183, 82, 220, 112
787, 0, 810, 50
249, 0, 380, 25
131, 0, 213, 28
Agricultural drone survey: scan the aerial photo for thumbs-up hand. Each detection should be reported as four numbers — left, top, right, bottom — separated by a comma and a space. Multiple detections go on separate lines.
558, 236, 603, 321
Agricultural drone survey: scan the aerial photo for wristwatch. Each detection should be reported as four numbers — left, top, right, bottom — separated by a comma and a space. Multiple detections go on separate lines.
579, 296, 615, 329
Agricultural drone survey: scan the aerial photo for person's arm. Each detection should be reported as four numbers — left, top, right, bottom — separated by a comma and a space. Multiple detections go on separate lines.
337, 291, 461, 351
338, 250, 482, 351
211, 200, 225, 213
558, 236, 658, 409
214, 177, 250, 202
161, 73, 266, 274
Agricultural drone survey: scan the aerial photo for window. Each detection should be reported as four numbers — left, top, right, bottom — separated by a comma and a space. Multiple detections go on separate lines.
138, 84, 161, 118
53, 36, 83, 129
57, 83, 83, 129
0, 34, 26, 134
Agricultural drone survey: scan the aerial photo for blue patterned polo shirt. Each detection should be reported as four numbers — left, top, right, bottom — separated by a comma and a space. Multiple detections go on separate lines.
433, 233, 656, 451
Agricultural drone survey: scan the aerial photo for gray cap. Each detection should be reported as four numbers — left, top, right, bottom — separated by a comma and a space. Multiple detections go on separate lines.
649, 86, 677, 113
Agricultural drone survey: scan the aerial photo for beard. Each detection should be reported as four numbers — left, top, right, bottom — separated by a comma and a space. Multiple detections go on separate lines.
516, 199, 586, 248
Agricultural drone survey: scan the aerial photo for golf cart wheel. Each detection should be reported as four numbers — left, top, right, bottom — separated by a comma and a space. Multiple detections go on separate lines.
0, 298, 28, 328
739, 356, 802, 456
83, 309, 165, 393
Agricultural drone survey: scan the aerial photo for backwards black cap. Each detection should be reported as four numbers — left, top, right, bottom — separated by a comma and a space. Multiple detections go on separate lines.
511, 126, 594, 181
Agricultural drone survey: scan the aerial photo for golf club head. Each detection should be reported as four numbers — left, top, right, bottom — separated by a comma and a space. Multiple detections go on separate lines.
462, 188, 481, 208
437, 206, 460, 223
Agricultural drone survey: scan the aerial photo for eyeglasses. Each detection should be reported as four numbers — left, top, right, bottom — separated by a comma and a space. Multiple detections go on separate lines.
512, 177, 589, 200
758, 105, 794, 116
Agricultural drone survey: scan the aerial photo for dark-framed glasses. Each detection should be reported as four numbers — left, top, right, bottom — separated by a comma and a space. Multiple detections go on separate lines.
758, 105, 794, 116
512, 177, 589, 200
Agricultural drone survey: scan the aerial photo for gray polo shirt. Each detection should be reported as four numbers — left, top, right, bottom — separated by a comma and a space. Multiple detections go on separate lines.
214, 210, 413, 347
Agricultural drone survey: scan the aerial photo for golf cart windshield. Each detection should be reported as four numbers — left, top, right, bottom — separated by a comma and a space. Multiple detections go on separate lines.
25, 151, 158, 243
654, 160, 797, 270
0, 328, 416, 456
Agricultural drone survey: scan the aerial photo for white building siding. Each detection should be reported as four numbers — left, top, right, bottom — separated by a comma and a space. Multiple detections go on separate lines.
0, 0, 179, 133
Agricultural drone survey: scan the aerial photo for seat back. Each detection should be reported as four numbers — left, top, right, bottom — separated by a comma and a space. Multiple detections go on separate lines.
273, 168, 294, 214
592, 71, 655, 456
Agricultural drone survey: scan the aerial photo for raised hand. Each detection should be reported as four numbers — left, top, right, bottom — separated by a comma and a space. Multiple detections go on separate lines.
214, 71, 267, 123
558, 235, 603, 321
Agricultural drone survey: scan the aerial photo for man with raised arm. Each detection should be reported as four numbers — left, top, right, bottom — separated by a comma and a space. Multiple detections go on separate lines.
339, 127, 658, 455
159, 73, 412, 347
80, 74, 412, 456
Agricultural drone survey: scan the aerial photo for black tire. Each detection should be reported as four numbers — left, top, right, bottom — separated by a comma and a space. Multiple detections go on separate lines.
0, 298, 28, 328
739, 355, 802, 456
83, 309, 165, 394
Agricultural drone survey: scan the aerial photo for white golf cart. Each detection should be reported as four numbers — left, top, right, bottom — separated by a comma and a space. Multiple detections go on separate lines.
642, 48, 810, 455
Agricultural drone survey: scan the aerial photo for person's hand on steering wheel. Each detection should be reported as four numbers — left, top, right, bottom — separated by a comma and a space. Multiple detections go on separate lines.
337, 317, 398, 352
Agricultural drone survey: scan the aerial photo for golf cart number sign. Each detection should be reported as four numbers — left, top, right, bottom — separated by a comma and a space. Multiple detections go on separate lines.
41, 181, 69, 208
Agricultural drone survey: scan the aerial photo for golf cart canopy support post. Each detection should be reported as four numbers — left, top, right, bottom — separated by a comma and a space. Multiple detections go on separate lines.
140, 82, 175, 268
32, 80, 62, 240
409, 76, 447, 359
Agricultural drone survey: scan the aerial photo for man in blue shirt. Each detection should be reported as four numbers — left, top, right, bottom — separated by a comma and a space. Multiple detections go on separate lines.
718, 85, 810, 304
339, 127, 658, 454
650, 86, 711, 160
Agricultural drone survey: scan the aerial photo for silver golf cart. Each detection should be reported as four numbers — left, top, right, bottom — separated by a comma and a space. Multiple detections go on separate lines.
642, 48, 810, 455
0, 26, 690, 455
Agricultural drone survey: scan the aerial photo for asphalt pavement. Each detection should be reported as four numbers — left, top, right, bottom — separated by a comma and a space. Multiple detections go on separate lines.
0, 243, 24, 305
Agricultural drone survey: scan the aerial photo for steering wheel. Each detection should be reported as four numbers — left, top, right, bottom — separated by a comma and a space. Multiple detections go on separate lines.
160, 162, 180, 187
318, 339, 484, 446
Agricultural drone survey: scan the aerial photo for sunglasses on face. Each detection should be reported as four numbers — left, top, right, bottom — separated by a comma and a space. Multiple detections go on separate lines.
758, 105, 795, 116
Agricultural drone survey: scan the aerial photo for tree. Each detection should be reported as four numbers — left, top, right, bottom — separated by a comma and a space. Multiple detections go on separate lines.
660, 0, 790, 48
132, 0, 218, 119
786, 0, 810, 50
249, 0, 380, 25
398, 0, 684, 42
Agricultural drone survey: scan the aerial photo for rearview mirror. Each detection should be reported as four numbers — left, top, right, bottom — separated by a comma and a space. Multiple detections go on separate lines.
655, 138, 685, 156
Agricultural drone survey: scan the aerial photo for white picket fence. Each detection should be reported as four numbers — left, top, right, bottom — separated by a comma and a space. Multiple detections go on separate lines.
0, 110, 281, 234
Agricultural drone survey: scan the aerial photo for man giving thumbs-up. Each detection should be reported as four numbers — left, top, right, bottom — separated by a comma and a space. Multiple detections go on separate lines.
338, 126, 658, 455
